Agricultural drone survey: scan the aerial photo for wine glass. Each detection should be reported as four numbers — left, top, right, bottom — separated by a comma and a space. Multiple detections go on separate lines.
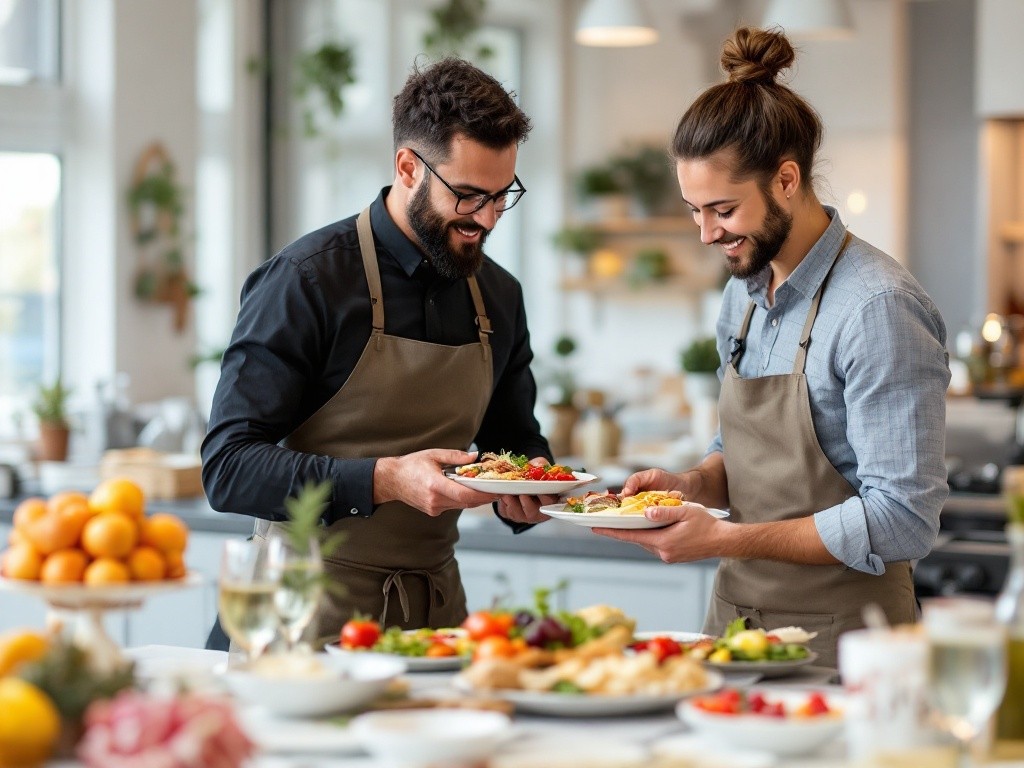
218, 538, 282, 662
923, 597, 1008, 764
267, 534, 324, 651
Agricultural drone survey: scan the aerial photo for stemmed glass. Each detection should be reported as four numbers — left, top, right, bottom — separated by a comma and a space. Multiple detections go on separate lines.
267, 534, 324, 651
217, 538, 282, 662
923, 597, 1008, 765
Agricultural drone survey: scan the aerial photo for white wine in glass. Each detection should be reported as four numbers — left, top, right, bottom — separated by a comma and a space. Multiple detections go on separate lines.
268, 535, 323, 649
218, 539, 281, 660
925, 598, 1008, 761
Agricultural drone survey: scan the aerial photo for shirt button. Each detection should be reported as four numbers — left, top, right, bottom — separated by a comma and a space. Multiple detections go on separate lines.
349, 507, 359, 515
771, 318, 779, 327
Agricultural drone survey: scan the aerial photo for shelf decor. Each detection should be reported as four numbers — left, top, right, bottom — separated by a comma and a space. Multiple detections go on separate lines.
127, 143, 197, 333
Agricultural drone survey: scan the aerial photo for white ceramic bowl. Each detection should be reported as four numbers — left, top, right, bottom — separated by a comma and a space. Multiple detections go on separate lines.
677, 689, 844, 757
220, 652, 405, 717
350, 709, 512, 767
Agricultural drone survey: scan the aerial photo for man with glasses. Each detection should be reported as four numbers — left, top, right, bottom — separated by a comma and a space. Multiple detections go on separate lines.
202, 58, 552, 647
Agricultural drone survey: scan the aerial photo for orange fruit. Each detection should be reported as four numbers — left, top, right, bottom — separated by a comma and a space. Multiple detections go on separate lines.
164, 550, 186, 579
12, 498, 46, 532
127, 546, 166, 581
0, 630, 49, 677
140, 513, 188, 554
1, 544, 44, 581
83, 557, 130, 586
39, 549, 88, 584
81, 514, 137, 559
8, 528, 24, 547
89, 478, 145, 520
0, 678, 60, 766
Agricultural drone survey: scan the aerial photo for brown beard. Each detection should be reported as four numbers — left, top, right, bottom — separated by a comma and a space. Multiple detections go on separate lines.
407, 178, 489, 279
722, 190, 792, 279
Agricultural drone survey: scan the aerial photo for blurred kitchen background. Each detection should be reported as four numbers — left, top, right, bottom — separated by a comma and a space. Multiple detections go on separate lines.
1, 0, 1023, 594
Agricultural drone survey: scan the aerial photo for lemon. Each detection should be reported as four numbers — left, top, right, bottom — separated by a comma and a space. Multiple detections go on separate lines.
727, 629, 769, 656
0, 631, 48, 678
0, 678, 60, 767
708, 647, 732, 663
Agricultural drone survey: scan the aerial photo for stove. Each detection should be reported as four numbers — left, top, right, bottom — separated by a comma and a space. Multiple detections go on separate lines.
914, 493, 1010, 597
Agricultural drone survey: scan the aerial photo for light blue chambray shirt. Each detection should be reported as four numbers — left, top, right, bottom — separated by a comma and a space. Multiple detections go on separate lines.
705, 207, 951, 575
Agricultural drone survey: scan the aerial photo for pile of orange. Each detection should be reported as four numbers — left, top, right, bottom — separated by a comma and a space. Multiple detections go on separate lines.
1, 478, 189, 586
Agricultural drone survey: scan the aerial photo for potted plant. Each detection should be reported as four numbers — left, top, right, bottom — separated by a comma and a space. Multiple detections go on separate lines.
627, 247, 670, 287
680, 337, 721, 401
547, 335, 580, 458
33, 378, 72, 462
612, 144, 676, 217
423, 0, 494, 61
575, 164, 629, 220
294, 41, 357, 137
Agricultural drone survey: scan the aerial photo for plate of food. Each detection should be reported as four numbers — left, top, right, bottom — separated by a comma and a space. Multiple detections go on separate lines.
540, 491, 729, 529
325, 623, 471, 672
694, 621, 819, 678
446, 451, 597, 495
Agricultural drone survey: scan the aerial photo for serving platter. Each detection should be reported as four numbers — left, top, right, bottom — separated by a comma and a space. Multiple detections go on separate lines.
539, 505, 729, 530
446, 472, 598, 496
0, 571, 203, 610
704, 652, 819, 678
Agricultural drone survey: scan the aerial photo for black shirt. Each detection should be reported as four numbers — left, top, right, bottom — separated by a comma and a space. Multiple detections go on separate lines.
201, 188, 551, 524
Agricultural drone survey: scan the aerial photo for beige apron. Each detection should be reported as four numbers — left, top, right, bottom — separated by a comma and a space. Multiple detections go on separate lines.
255, 208, 493, 644
703, 234, 916, 668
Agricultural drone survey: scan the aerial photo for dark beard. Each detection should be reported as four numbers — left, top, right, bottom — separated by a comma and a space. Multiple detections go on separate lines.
407, 179, 488, 279
723, 191, 792, 279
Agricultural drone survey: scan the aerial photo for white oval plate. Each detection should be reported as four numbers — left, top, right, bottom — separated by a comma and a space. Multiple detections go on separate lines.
324, 642, 468, 672
452, 669, 723, 717
445, 472, 598, 496
539, 505, 729, 529
237, 706, 362, 754
705, 652, 819, 678
0, 572, 202, 609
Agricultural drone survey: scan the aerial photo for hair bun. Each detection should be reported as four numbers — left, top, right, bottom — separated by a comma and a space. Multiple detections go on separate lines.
721, 26, 795, 85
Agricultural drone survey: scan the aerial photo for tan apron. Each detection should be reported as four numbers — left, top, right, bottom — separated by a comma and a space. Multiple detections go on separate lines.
255, 208, 493, 644
703, 234, 916, 669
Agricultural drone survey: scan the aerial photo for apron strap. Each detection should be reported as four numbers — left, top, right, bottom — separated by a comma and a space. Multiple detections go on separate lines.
729, 300, 758, 367
356, 208, 385, 334
466, 276, 492, 351
793, 231, 853, 374
380, 569, 445, 625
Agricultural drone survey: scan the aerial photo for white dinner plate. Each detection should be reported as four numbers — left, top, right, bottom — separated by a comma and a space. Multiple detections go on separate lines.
445, 472, 598, 495
0, 572, 203, 609
324, 642, 468, 672
237, 706, 363, 754
539, 505, 729, 530
452, 669, 723, 717
705, 652, 819, 678
632, 630, 712, 644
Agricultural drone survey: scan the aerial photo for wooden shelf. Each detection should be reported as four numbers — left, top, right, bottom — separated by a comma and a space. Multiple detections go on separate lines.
1000, 221, 1024, 243
572, 217, 698, 237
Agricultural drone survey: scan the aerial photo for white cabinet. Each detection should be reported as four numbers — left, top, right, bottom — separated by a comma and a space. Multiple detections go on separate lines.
976, 0, 1024, 116
456, 544, 716, 633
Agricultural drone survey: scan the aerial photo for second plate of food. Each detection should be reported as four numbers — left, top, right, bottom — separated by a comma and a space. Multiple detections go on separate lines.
540, 505, 729, 530
447, 472, 598, 495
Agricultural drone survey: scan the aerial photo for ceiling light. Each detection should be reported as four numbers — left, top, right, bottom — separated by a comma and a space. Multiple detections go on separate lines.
575, 0, 658, 47
762, 0, 853, 40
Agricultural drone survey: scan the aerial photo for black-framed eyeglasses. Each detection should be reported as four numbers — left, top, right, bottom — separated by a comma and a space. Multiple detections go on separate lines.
410, 149, 526, 215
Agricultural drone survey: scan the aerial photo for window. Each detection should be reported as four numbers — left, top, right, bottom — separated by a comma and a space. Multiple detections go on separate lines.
0, 0, 60, 85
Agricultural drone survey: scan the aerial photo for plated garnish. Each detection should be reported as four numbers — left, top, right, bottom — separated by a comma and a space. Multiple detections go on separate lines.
631, 619, 814, 665
455, 451, 577, 482
564, 490, 684, 515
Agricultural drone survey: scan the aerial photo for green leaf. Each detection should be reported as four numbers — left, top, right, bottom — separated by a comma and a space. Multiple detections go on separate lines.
723, 616, 747, 638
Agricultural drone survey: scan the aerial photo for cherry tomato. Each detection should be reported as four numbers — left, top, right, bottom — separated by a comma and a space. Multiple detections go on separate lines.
802, 692, 830, 716
526, 465, 545, 480
461, 611, 514, 641
748, 692, 767, 713
646, 636, 683, 663
340, 618, 381, 649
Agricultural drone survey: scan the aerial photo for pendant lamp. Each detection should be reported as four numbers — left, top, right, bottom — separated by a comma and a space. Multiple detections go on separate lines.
762, 0, 853, 39
575, 0, 658, 47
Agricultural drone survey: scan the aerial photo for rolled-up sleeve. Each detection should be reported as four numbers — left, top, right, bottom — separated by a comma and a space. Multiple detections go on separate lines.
814, 288, 950, 573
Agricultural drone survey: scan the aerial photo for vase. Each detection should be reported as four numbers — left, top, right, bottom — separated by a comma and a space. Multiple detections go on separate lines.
548, 405, 580, 459
37, 423, 70, 462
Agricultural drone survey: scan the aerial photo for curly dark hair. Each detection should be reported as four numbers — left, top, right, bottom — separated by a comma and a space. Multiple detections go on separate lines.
671, 26, 822, 190
393, 57, 531, 162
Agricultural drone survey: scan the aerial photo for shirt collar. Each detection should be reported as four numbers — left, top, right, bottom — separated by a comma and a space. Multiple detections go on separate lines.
744, 205, 847, 300
369, 187, 431, 278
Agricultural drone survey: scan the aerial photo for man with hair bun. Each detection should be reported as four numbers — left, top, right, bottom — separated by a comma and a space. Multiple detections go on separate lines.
202, 58, 553, 648
599, 27, 949, 667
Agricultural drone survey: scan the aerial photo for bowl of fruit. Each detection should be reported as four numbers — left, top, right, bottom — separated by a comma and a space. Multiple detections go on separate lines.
677, 687, 844, 757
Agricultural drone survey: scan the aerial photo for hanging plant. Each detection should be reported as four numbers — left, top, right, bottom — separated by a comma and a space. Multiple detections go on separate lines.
127, 143, 199, 333
423, 0, 493, 61
294, 42, 357, 137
